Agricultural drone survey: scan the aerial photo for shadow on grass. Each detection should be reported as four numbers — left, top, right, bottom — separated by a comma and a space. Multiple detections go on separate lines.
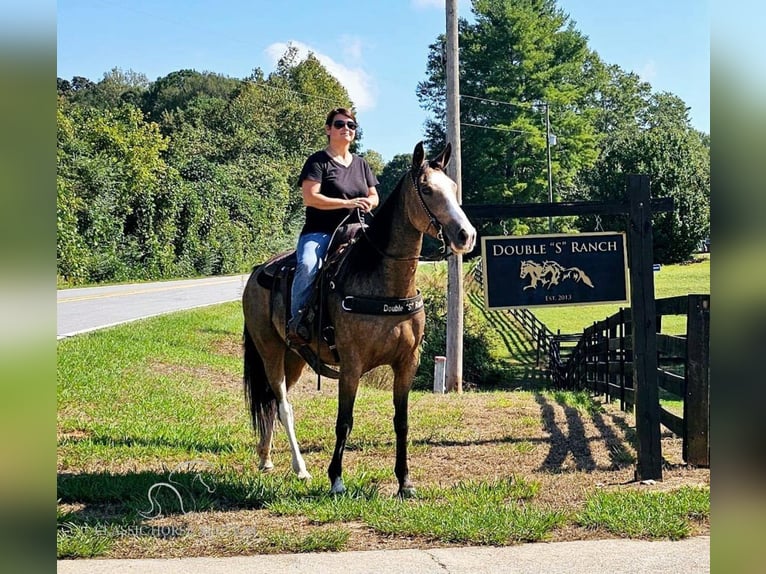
59, 433, 326, 456
534, 393, 596, 472
57, 466, 311, 526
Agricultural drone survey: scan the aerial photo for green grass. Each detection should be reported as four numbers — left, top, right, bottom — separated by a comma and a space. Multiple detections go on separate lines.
578, 487, 710, 539
264, 527, 350, 553
366, 478, 563, 544
57, 260, 710, 558
266, 476, 562, 545
57, 523, 115, 559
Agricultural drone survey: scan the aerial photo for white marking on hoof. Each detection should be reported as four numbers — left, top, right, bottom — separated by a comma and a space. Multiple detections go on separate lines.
259, 460, 274, 472
297, 469, 312, 480
330, 477, 346, 495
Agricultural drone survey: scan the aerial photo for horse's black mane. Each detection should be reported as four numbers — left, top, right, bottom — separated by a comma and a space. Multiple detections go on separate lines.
343, 168, 409, 274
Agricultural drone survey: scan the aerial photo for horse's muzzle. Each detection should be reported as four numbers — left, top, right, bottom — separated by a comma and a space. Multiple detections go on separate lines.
447, 223, 477, 254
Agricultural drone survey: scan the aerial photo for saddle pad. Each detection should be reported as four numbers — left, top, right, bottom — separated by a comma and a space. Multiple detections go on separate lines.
255, 251, 296, 290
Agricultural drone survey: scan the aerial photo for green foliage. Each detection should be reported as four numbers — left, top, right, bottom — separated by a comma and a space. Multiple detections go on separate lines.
418, 0, 709, 259
579, 80, 710, 263
57, 97, 177, 283
56, 47, 360, 285
415, 264, 509, 389
59, 67, 150, 110
376, 153, 412, 204
419, 0, 601, 237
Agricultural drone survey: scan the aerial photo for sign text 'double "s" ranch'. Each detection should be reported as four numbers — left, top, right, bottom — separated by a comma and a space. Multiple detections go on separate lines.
481, 232, 629, 309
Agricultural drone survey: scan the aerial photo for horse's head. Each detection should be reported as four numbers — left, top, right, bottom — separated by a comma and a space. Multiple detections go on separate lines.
407, 141, 477, 254
519, 260, 532, 278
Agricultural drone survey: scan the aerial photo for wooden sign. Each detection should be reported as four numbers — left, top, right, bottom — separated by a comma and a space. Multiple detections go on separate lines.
480, 232, 629, 309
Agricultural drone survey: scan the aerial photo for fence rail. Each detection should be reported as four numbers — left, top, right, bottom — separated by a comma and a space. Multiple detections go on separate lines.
469, 260, 709, 467
550, 294, 710, 466
471, 261, 555, 364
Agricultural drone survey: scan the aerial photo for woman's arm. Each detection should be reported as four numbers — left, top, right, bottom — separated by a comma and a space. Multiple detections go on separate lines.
302, 180, 378, 213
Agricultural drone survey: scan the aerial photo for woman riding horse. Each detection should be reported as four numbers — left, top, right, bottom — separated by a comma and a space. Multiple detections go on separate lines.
242, 141, 476, 496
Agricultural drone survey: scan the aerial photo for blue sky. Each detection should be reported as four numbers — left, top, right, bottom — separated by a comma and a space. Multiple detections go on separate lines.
57, 0, 709, 162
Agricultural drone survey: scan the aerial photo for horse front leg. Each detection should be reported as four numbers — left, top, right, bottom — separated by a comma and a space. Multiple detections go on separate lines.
328, 372, 361, 494
393, 362, 417, 498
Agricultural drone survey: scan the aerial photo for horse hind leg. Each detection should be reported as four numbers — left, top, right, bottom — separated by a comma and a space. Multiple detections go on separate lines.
275, 352, 311, 480
243, 325, 277, 472
274, 382, 311, 480
244, 321, 310, 480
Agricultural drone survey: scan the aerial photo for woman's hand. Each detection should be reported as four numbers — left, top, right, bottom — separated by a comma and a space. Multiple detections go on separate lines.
349, 197, 375, 212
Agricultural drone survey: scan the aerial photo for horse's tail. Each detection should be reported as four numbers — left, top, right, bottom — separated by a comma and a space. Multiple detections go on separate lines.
243, 323, 277, 441
579, 270, 595, 288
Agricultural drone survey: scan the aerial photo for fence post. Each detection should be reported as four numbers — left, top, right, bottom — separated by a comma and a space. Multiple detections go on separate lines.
433, 356, 447, 394
608, 320, 617, 403
684, 294, 710, 466
619, 307, 627, 411
627, 174, 663, 481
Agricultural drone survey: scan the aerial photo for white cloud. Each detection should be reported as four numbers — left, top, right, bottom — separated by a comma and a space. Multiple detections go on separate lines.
340, 34, 364, 64
265, 40, 377, 111
637, 60, 657, 83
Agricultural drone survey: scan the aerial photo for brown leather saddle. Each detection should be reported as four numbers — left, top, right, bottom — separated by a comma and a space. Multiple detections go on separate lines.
254, 224, 365, 378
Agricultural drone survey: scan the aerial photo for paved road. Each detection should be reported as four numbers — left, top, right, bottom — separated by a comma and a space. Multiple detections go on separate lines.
57, 274, 250, 339
56, 536, 710, 573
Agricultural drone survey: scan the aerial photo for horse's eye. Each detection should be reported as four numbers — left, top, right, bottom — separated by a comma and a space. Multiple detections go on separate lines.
420, 182, 433, 195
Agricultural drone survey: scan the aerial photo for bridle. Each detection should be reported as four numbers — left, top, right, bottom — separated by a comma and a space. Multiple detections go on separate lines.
356, 162, 452, 262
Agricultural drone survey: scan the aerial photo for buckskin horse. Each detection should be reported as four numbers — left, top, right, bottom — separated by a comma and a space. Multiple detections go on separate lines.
242, 141, 476, 496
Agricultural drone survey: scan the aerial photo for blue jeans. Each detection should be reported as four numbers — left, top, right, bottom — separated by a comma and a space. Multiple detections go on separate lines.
291, 232, 331, 319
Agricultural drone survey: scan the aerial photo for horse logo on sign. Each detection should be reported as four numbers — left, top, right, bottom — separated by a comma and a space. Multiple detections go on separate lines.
519, 260, 595, 291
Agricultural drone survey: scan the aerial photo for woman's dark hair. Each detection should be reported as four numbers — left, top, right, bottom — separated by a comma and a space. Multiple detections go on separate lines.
325, 107, 357, 126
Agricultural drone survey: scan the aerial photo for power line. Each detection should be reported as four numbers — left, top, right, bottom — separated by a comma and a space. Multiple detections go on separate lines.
460, 122, 537, 136
459, 93, 540, 110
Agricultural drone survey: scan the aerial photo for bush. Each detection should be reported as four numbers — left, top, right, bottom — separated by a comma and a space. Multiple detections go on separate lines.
413, 265, 508, 390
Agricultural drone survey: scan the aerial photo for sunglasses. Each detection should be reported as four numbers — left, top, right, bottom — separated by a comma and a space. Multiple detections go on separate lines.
332, 120, 357, 130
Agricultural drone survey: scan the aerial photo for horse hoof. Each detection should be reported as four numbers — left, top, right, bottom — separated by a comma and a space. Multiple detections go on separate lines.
398, 486, 417, 499
330, 478, 346, 495
297, 470, 312, 480
259, 461, 274, 472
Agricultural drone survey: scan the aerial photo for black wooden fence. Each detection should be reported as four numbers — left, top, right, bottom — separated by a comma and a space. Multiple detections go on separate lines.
464, 175, 676, 480
471, 261, 555, 365
549, 294, 710, 466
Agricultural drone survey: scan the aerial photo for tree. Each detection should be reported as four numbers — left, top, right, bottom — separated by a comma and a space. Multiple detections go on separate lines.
56, 49, 395, 284
359, 149, 385, 180
141, 69, 241, 125
418, 0, 602, 237
580, 73, 710, 263
377, 153, 413, 203
417, 0, 708, 261
58, 69, 149, 109
57, 97, 178, 283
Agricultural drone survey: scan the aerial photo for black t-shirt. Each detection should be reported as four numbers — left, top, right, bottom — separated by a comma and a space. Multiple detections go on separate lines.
298, 150, 379, 235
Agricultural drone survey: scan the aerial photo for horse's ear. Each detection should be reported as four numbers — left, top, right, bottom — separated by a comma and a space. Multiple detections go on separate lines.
412, 141, 425, 170
432, 142, 452, 169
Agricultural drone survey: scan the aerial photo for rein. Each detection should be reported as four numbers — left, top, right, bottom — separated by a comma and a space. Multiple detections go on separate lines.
356, 164, 452, 262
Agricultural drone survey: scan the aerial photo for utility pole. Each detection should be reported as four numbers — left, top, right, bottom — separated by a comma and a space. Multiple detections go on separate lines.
545, 103, 553, 233
445, 0, 463, 393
